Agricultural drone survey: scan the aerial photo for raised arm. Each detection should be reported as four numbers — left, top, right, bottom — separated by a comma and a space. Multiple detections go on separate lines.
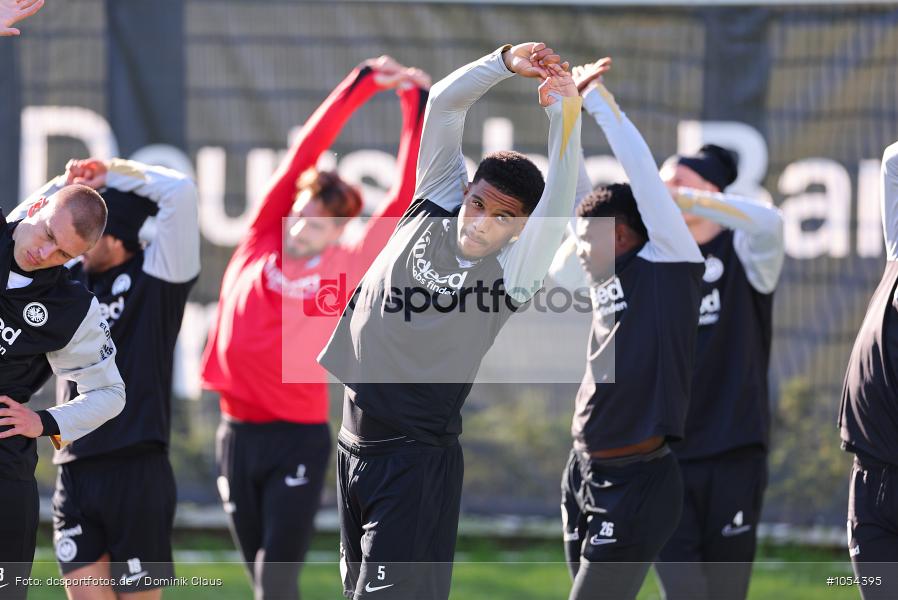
574, 150, 594, 213
415, 43, 560, 211
8, 171, 67, 222
674, 188, 785, 293
881, 141, 898, 262
581, 81, 702, 264
500, 67, 583, 303
43, 298, 125, 447
248, 60, 389, 237
372, 82, 429, 222
103, 158, 200, 283
348, 80, 429, 274
545, 152, 591, 289
414, 47, 514, 211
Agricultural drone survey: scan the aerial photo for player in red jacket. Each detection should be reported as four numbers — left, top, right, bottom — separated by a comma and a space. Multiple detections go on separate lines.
201, 57, 429, 600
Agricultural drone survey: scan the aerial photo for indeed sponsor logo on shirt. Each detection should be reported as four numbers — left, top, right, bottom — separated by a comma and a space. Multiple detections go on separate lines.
0, 313, 22, 355
699, 288, 721, 326
98, 296, 126, 323
412, 259, 468, 295
409, 223, 468, 296
591, 276, 627, 317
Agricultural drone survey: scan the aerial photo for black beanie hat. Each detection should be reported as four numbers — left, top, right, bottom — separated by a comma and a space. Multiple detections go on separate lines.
676, 144, 739, 191
101, 188, 159, 247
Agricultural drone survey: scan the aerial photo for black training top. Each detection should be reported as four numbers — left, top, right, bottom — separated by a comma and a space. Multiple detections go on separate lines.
571, 82, 706, 453
840, 142, 898, 466
672, 230, 775, 460
572, 250, 703, 452
840, 261, 898, 465
44, 160, 201, 463
55, 252, 196, 462
0, 217, 123, 481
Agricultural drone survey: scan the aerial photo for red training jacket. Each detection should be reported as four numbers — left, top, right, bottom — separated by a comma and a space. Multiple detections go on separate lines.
201, 65, 427, 424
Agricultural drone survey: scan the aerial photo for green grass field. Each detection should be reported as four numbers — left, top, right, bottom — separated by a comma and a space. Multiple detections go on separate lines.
22, 532, 860, 599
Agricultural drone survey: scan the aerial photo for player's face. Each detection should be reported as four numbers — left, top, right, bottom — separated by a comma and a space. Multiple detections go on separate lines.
285, 192, 343, 258
456, 180, 527, 259
81, 234, 122, 274
575, 216, 616, 282
661, 163, 719, 228
12, 197, 92, 272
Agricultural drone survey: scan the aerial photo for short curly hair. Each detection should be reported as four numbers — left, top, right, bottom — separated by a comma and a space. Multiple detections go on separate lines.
472, 151, 545, 214
576, 183, 648, 242
296, 168, 363, 222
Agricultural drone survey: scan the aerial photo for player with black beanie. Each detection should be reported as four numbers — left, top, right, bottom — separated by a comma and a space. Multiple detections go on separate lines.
654, 142, 785, 600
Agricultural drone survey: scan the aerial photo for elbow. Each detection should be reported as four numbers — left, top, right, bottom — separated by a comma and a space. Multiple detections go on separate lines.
425, 76, 468, 117
508, 285, 536, 305
751, 255, 784, 294
756, 204, 785, 251
175, 176, 200, 208
883, 142, 898, 178
426, 80, 450, 112
762, 227, 786, 291
771, 209, 785, 244
110, 382, 126, 419
759, 205, 785, 240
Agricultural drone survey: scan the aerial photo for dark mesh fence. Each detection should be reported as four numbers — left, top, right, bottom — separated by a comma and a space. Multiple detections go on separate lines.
4, 1, 898, 526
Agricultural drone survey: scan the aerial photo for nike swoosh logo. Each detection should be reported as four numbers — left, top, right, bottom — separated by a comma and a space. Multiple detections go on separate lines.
364, 582, 395, 592
124, 571, 148, 584
589, 537, 617, 546
595, 480, 613, 488
284, 476, 310, 487
0, 583, 9, 589
721, 524, 752, 537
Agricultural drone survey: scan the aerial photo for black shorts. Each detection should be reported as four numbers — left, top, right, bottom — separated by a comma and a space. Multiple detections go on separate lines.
51, 450, 176, 591
337, 430, 463, 600
847, 451, 898, 600
0, 477, 38, 600
656, 446, 767, 600
215, 418, 331, 600
562, 445, 682, 563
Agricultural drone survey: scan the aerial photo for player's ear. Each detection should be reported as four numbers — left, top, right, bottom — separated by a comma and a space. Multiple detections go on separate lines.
505, 213, 528, 244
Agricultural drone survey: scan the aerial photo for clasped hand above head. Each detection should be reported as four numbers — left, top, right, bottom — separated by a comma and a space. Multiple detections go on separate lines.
500, 42, 579, 106
65, 158, 108, 189
571, 57, 613, 95
362, 55, 432, 91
